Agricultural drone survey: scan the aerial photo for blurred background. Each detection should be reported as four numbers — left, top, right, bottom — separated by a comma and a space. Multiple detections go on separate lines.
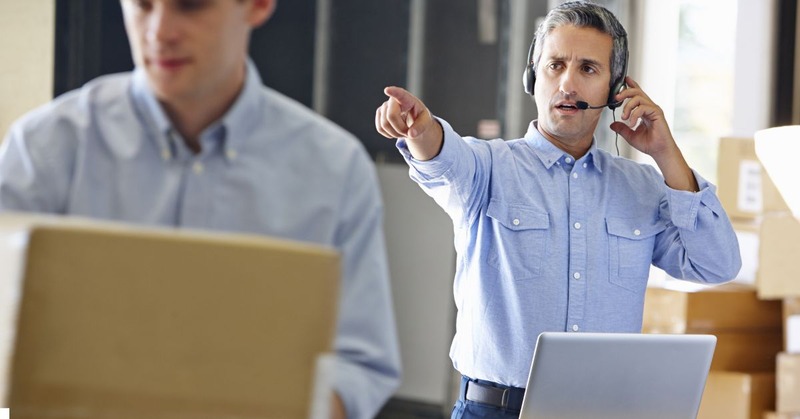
1, 0, 798, 417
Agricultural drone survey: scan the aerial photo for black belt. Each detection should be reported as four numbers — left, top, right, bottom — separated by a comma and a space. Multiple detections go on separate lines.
461, 376, 526, 411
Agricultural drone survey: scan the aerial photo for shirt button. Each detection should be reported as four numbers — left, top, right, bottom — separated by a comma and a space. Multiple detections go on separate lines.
574, 222, 581, 230
565, 157, 572, 163
193, 162, 204, 174
572, 325, 580, 332
572, 173, 578, 179
583, 163, 588, 168
512, 219, 520, 226
634, 229, 641, 236
161, 149, 172, 161
226, 149, 238, 160
573, 272, 581, 280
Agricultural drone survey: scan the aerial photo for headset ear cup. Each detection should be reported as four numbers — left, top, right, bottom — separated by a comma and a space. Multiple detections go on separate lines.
608, 47, 629, 110
524, 37, 536, 96
523, 64, 535, 95
607, 80, 624, 110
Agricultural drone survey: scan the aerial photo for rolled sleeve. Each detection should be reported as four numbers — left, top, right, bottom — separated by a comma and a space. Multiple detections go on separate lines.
658, 170, 742, 282
665, 170, 724, 231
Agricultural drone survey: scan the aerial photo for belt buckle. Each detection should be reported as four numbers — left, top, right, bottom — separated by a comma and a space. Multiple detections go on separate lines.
499, 388, 509, 409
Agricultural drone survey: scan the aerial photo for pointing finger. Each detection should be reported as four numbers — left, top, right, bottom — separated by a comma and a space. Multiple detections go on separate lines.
384, 86, 421, 114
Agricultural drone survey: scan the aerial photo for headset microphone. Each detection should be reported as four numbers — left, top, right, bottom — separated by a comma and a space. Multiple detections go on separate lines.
575, 100, 623, 110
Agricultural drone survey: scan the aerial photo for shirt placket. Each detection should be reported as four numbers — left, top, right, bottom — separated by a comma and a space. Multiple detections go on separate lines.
565, 157, 588, 332
174, 132, 213, 228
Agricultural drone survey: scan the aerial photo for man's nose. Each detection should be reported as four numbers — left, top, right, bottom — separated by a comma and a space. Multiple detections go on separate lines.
559, 68, 579, 96
146, 5, 180, 45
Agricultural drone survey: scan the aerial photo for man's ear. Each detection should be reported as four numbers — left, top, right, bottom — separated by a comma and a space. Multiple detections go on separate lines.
247, 0, 277, 28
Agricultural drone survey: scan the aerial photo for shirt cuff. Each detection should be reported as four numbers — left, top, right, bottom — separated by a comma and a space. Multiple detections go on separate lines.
395, 117, 461, 180
666, 170, 724, 231
332, 355, 400, 419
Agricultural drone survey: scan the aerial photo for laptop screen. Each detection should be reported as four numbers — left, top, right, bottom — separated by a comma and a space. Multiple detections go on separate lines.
519, 332, 716, 419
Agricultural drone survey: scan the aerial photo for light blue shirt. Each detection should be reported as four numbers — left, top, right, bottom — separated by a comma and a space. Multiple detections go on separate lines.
0, 61, 401, 418
397, 118, 741, 388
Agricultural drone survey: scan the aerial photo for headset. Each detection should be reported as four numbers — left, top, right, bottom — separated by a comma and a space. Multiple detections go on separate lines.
522, 31, 629, 110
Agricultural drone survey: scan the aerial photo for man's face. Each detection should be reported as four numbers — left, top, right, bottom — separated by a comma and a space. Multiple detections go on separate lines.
533, 25, 614, 149
120, 0, 261, 104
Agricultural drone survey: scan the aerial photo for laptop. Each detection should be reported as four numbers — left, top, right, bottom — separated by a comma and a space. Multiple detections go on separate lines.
518, 332, 716, 419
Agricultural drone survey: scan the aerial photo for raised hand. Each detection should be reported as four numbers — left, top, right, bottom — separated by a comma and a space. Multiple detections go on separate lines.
610, 77, 698, 192
375, 86, 443, 161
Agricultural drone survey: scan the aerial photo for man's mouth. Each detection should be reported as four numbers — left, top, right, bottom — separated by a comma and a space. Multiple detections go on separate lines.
556, 103, 579, 110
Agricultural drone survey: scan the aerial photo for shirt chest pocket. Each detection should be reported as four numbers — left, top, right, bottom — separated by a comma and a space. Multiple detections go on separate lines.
486, 201, 550, 280
606, 216, 666, 291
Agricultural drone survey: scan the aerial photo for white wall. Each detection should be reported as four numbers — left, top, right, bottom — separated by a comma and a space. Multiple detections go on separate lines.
0, 0, 55, 139
731, 0, 776, 136
376, 162, 456, 405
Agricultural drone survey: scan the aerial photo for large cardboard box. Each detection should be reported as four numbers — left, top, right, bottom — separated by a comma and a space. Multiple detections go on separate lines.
710, 332, 783, 372
643, 285, 781, 333
757, 214, 800, 299
717, 137, 790, 219
777, 353, 800, 413
697, 372, 775, 419
643, 285, 782, 372
0, 214, 340, 418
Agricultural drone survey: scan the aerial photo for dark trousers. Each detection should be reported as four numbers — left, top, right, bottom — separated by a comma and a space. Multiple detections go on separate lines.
450, 376, 525, 419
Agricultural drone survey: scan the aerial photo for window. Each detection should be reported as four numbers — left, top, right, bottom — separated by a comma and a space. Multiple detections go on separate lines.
634, 0, 774, 185
672, 0, 737, 182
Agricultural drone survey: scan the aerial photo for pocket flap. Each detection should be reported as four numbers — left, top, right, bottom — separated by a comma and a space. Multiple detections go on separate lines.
606, 216, 665, 240
487, 200, 550, 231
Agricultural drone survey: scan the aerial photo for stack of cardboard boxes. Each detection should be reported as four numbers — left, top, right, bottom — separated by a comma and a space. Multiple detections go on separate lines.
642, 284, 781, 418
774, 297, 800, 418
643, 136, 799, 419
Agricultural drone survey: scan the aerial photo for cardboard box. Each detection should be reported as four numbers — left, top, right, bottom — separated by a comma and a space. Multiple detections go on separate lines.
785, 298, 800, 325
0, 214, 340, 418
710, 332, 783, 372
764, 413, 800, 419
697, 372, 775, 419
643, 284, 782, 334
777, 353, 800, 412
757, 215, 800, 299
785, 298, 800, 353
717, 137, 789, 219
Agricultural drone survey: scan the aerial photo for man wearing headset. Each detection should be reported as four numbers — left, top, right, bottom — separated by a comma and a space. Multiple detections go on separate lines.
0, 1, 400, 417
375, 1, 740, 418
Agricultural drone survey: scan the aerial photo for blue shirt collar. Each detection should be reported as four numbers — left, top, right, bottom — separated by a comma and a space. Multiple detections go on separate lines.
129, 58, 264, 160
523, 120, 602, 173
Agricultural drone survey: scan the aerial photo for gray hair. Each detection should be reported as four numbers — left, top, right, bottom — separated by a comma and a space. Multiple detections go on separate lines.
532, 1, 628, 92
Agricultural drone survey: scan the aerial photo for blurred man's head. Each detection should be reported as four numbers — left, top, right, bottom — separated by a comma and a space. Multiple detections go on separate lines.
121, 0, 276, 106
